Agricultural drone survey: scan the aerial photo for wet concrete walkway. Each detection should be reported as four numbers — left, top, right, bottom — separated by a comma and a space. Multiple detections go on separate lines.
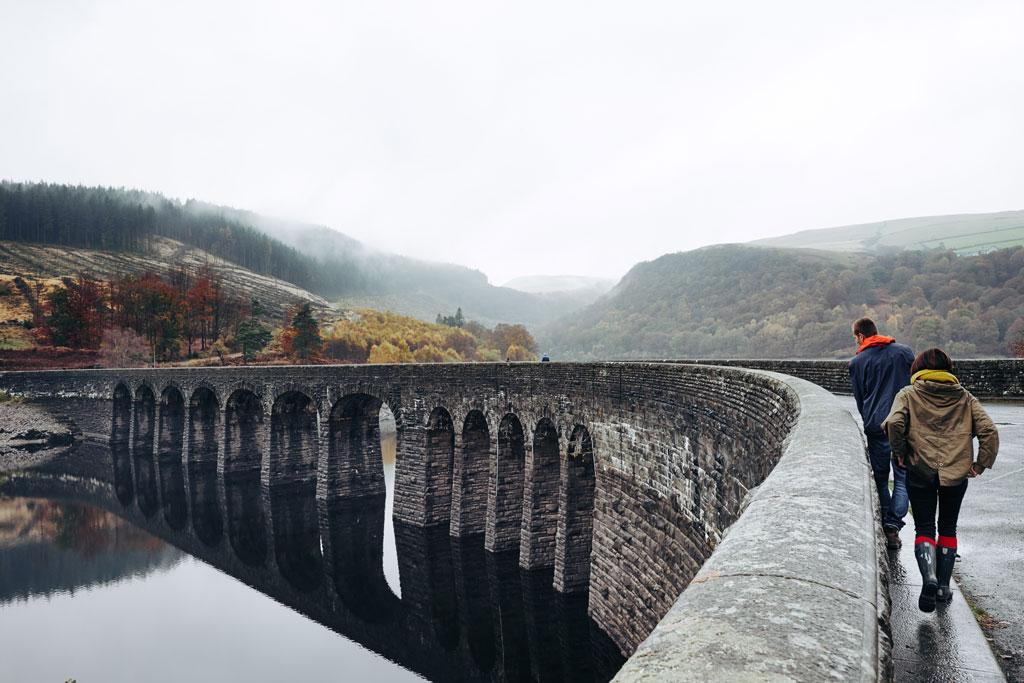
887, 539, 1005, 681
836, 396, 1015, 682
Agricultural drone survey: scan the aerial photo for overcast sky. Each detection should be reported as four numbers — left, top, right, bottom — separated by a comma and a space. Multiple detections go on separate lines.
2, 1, 1022, 284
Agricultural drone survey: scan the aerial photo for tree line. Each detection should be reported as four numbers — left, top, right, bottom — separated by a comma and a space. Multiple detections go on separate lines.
545, 244, 1024, 360
0, 182, 314, 289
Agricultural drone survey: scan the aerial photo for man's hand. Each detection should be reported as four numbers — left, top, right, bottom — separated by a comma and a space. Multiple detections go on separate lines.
967, 463, 982, 478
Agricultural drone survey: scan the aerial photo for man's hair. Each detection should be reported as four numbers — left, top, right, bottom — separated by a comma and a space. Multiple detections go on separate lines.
852, 317, 878, 337
911, 348, 953, 375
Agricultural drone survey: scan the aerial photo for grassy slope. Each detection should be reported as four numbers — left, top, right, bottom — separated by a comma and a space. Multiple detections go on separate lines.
752, 210, 1024, 254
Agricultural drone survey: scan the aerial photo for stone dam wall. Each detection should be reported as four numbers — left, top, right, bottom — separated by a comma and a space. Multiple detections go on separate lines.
0, 362, 900, 680
681, 358, 1024, 400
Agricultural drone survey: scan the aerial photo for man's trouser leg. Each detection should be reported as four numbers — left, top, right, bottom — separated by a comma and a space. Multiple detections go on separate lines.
867, 433, 904, 530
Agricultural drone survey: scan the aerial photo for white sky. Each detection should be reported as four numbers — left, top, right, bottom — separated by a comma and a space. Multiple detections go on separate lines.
2, 1, 1023, 284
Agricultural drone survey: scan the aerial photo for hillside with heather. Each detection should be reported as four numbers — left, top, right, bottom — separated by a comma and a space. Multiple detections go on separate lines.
541, 244, 1024, 360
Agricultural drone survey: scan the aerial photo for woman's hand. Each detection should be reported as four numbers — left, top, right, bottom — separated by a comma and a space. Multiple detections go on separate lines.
967, 463, 982, 478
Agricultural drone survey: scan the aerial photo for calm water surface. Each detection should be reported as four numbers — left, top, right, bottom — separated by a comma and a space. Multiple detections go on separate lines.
0, 431, 623, 682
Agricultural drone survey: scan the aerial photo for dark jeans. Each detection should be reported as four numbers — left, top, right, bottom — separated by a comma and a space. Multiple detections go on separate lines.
867, 433, 907, 530
906, 466, 968, 539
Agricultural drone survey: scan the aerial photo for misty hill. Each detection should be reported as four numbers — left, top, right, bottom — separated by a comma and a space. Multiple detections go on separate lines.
208, 212, 591, 327
0, 182, 586, 327
541, 244, 1024, 360
752, 210, 1024, 255
502, 275, 615, 295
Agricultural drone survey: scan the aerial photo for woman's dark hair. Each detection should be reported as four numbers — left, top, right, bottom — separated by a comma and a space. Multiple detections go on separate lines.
910, 347, 953, 375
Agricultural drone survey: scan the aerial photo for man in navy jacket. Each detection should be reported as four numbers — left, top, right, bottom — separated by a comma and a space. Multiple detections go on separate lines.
849, 317, 915, 549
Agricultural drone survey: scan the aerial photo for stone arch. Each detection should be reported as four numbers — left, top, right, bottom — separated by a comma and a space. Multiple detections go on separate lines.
225, 389, 263, 474
451, 409, 490, 537
188, 386, 220, 467
554, 424, 596, 593
521, 418, 560, 569
110, 383, 133, 505
486, 413, 525, 552
188, 386, 222, 546
424, 406, 455, 526
132, 385, 159, 517
327, 392, 386, 500
157, 386, 187, 530
270, 390, 318, 486
224, 388, 266, 566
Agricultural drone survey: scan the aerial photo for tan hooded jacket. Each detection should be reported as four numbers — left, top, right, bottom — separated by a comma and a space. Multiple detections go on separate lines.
882, 378, 999, 486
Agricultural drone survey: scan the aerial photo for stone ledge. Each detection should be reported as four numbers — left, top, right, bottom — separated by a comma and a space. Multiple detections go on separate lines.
615, 372, 887, 682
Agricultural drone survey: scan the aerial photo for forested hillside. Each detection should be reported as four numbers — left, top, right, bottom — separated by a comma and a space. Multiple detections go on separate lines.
0, 182, 584, 327
542, 244, 1024, 360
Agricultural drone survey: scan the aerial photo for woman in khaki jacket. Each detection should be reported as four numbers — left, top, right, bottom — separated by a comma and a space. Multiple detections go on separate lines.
882, 348, 999, 613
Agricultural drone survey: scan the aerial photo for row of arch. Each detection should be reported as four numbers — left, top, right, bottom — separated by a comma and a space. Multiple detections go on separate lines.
111, 381, 598, 592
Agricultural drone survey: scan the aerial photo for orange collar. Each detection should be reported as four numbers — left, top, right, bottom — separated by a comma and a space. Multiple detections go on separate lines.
857, 335, 895, 354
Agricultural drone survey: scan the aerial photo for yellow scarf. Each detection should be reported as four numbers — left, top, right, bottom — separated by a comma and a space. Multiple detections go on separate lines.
911, 369, 959, 385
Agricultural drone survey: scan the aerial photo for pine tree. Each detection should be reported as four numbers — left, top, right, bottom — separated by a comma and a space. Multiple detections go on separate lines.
236, 298, 271, 363
284, 303, 322, 360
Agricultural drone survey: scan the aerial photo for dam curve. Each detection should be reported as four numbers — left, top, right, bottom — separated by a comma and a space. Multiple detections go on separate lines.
0, 362, 892, 680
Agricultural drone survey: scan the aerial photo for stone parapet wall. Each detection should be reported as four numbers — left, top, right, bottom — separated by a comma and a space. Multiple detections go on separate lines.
0, 362, 888, 680
678, 358, 1024, 399
614, 372, 888, 682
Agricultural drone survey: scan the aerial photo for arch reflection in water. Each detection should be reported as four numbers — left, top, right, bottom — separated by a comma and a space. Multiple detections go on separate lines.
452, 536, 496, 675
189, 387, 222, 546
110, 383, 134, 505
132, 385, 159, 517
157, 387, 187, 530
270, 482, 322, 592
395, 522, 460, 653
225, 390, 266, 566
326, 495, 401, 621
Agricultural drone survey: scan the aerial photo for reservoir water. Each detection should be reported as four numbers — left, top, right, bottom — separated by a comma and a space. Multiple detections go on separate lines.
0, 428, 624, 682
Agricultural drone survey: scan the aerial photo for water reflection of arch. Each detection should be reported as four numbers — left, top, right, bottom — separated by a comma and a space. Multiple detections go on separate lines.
486, 413, 525, 552
269, 390, 321, 590
270, 483, 322, 591
157, 386, 187, 530
188, 386, 223, 546
451, 409, 489, 537
326, 495, 401, 622
110, 383, 134, 505
555, 424, 596, 593
224, 388, 266, 566
395, 522, 459, 653
485, 551, 531, 681
451, 536, 496, 675
131, 384, 159, 517
326, 393, 386, 501
424, 407, 454, 526
521, 417, 560, 569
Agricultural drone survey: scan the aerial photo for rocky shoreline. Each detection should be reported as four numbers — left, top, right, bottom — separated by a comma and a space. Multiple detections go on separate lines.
0, 399, 76, 472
